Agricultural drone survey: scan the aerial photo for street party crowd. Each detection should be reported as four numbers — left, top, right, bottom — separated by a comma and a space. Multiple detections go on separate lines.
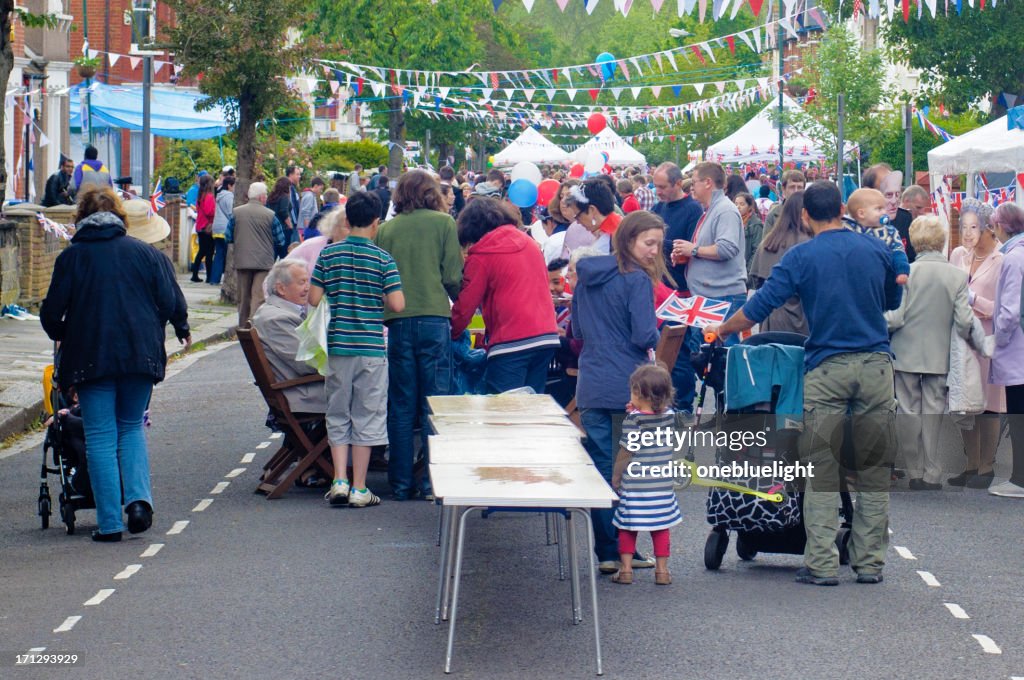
40, 155, 1024, 588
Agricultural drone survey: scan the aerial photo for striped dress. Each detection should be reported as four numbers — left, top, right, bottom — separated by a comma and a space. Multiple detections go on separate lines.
613, 411, 683, 532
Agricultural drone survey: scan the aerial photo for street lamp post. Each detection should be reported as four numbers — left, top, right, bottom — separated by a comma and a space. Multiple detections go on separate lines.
777, 0, 785, 170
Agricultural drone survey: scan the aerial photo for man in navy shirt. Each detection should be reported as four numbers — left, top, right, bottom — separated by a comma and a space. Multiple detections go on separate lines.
707, 181, 901, 587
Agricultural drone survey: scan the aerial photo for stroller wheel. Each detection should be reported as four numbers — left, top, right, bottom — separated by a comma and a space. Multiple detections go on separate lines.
38, 495, 51, 530
836, 529, 851, 566
704, 529, 729, 570
60, 500, 76, 536
736, 534, 758, 561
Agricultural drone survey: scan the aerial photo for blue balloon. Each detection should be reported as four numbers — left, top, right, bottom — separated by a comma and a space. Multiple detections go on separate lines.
595, 52, 617, 81
507, 179, 539, 208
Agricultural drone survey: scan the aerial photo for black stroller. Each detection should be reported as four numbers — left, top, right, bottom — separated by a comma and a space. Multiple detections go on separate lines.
38, 365, 94, 535
688, 332, 853, 570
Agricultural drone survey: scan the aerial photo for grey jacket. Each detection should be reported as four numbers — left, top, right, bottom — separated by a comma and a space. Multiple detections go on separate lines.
886, 251, 973, 375
251, 295, 326, 414
230, 202, 277, 270
685, 189, 746, 298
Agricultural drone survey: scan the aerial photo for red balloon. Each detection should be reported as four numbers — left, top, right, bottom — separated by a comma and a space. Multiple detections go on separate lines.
537, 179, 560, 206
569, 163, 585, 178
587, 113, 607, 135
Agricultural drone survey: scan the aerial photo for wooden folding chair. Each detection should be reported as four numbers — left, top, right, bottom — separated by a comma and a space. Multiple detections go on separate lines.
237, 328, 332, 499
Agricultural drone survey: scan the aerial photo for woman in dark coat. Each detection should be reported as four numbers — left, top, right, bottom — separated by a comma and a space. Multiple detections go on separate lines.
572, 211, 672, 573
267, 176, 294, 259
41, 187, 191, 542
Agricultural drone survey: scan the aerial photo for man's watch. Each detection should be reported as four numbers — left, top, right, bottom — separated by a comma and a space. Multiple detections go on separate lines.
691, 245, 700, 259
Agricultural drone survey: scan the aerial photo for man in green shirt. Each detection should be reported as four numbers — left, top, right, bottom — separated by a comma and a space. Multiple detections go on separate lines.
375, 170, 464, 500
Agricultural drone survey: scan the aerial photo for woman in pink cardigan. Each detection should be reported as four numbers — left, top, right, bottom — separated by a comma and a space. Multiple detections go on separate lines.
948, 198, 1005, 488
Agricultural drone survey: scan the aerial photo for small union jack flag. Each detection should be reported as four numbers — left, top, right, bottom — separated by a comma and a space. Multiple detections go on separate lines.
656, 294, 730, 329
150, 177, 165, 213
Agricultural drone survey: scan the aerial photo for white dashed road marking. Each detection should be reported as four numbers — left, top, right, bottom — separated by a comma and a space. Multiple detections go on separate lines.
240, 453, 256, 464
269, 432, 283, 439
53, 616, 81, 633
256, 441, 271, 449
114, 565, 142, 580
192, 499, 214, 512
167, 521, 189, 535
140, 544, 164, 558
211, 482, 230, 494
84, 589, 114, 606
943, 603, 970, 619
225, 468, 246, 478
894, 546, 916, 560
917, 571, 941, 587
971, 634, 1002, 654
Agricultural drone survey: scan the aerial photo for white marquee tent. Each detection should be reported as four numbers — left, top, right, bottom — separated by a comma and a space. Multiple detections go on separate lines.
704, 94, 856, 165
493, 127, 570, 165
571, 127, 646, 166
928, 113, 1024, 192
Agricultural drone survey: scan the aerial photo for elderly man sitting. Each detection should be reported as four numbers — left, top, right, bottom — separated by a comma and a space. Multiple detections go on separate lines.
252, 258, 327, 416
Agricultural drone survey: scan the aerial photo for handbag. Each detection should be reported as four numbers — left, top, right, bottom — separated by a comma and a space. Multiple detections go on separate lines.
294, 301, 329, 376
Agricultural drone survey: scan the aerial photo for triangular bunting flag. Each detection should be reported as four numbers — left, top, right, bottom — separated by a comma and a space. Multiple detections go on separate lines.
565, 88, 578, 101
588, 89, 600, 102
108, 53, 120, 68
726, 36, 736, 55
630, 86, 643, 99
129, 56, 141, 70
611, 87, 623, 100
651, 85, 662, 99
545, 88, 557, 101
693, 82, 705, 95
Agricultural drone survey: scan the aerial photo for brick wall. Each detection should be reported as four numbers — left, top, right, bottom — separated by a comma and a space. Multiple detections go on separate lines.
7, 205, 73, 309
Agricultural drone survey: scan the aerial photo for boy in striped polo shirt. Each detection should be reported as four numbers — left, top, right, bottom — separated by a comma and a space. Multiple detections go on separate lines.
309, 191, 405, 507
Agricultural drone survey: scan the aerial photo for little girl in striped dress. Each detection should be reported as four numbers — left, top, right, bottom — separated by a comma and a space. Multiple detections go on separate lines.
611, 363, 682, 585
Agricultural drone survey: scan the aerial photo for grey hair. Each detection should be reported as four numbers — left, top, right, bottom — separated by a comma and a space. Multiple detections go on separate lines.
655, 162, 683, 185
266, 258, 307, 295
960, 197, 994, 230
569, 245, 604, 267
248, 181, 269, 200
317, 206, 347, 239
901, 185, 929, 203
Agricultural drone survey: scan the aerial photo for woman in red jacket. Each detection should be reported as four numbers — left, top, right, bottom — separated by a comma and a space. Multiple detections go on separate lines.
451, 197, 560, 393
190, 174, 216, 282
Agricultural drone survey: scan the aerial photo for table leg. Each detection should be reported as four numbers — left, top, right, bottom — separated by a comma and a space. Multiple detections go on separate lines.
545, 512, 554, 545
556, 513, 566, 581
435, 504, 452, 624
436, 499, 444, 547
574, 509, 604, 676
445, 506, 479, 674
566, 510, 581, 624
440, 505, 460, 622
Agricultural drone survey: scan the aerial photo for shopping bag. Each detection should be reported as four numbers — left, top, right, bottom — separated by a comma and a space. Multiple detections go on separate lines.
295, 301, 329, 376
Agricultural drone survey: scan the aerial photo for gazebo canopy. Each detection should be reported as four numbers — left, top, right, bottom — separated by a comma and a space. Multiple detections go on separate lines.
705, 94, 855, 164
571, 127, 646, 166
493, 127, 570, 165
70, 82, 232, 140
927, 113, 1024, 175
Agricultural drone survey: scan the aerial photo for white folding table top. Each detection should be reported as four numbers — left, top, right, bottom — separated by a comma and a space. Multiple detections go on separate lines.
429, 463, 617, 508
428, 436, 593, 466
427, 393, 568, 418
428, 416, 583, 440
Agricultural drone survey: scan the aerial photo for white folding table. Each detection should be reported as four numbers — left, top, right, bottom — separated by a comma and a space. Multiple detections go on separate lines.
430, 462, 616, 675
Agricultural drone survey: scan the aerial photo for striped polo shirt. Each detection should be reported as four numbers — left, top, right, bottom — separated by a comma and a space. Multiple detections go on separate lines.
312, 235, 402, 357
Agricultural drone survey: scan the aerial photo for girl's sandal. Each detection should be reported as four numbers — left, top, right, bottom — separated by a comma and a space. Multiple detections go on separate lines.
611, 570, 634, 585
655, 571, 672, 585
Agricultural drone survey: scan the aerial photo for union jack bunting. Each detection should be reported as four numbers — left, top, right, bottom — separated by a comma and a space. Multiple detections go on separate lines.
656, 294, 730, 329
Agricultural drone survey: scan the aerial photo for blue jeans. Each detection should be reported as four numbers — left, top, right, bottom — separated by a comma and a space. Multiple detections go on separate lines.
386, 317, 453, 497
209, 238, 228, 284
76, 375, 154, 535
676, 293, 748, 412
580, 408, 619, 562
484, 347, 556, 394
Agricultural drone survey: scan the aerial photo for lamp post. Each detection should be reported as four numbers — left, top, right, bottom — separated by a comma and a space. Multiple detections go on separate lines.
777, 0, 784, 170
131, 0, 158, 199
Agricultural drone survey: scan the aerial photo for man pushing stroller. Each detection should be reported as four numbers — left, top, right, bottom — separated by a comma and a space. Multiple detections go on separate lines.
707, 181, 902, 586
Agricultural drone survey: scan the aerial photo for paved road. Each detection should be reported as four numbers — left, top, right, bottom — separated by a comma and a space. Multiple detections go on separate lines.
1, 343, 1022, 679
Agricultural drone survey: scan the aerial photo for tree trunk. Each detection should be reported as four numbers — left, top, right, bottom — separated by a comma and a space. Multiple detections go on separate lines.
220, 93, 258, 305
0, 4, 15, 206
388, 107, 405, 180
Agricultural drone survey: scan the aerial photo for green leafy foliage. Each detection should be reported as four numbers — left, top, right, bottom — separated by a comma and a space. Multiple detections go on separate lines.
883, 4, 1024, 116
864, 109, 985, 173
310, 140, 389, 173
155, 139, 237, 186
790, 24, 884, 162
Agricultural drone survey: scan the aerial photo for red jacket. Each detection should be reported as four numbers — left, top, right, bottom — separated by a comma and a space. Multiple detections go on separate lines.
451, 225, 558, 351
622, 194, 641, 213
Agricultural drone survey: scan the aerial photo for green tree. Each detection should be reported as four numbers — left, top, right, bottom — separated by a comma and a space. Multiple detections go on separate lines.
162, 0, 319, 200
882, 4, 1024, 117
155, 139, 237, 187
790, 24, 884, 163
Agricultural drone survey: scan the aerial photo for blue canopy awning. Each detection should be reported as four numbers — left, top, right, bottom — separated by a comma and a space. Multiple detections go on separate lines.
70, 82, 233, 140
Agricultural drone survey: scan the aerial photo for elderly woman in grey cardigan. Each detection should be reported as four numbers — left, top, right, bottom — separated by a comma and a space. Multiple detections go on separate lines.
887, 216, 974, 490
